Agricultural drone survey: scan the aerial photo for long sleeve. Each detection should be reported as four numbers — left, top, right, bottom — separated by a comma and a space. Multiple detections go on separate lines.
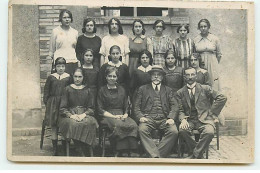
48, 29, 57, 58
97, 88, 106, 118
59, 87, 72, 118
98, 64, 107, 89
167, 90, 179, 120
133, 87, 145, 121
204, 71, 211, 86
43, 76, 51, 105
146, 37, 153, 57
99, 37, 106, 57
75, 36, 83, 62
176, 90, 188, 122
215, 37, 222, 63
84, 88, 95, 117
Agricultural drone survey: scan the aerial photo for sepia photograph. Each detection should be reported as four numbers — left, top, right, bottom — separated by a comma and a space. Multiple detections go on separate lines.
7, 0, 255, 164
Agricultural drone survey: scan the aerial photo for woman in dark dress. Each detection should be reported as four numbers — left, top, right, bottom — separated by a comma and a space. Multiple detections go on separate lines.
130, 50, 153, 100
97, 67, 139, 157
81, 49, 99, 113
99, 45, 130, 93
163, 49, 184, 93
59, 68, 99, 157
43, 57, 70, 156
188, 53, 210, 86
76, 18, 101, 68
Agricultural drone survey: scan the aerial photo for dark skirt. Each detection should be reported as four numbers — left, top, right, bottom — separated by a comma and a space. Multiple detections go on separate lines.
59, 115, 98, 146
129, 57, 139, 78
44, 96, 61, 127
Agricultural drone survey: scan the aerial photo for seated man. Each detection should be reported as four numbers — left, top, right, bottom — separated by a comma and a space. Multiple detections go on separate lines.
176, 67, 227, 159
134, 65, 179, 158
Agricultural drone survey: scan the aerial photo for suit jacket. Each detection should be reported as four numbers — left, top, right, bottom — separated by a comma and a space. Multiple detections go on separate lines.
176, 83, 227, 127
133, 83, 179, 121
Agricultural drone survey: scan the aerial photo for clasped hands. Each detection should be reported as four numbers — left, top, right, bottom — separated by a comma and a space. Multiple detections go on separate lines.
70, 113, 86, 122
139, 117, 175, 125
114, 114, 128, 120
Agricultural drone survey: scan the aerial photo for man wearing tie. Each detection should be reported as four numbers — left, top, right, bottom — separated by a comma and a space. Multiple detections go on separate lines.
176, 67, 227, 159
134, 65, 179, 158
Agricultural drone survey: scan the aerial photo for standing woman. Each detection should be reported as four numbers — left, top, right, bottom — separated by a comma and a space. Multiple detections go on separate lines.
163, 49, 184, 93
76, 18, 101, 68
99, 45, 130, 93
99, 18, 130, 67
129, 19, 153, 77
59, 68, 99, 157
194, 19, 222, 91
43, 57, 71, 156
97, 67, 139, 157
150, 19, 174, 67
189, 53, 210, 86
174, 24, 195, 69
48, 9, 79, 75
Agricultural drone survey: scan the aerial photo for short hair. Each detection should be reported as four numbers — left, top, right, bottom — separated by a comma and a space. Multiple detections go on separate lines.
105, 66, 119, 78
58, 9, 73, 23
153, 20, 166, 30
55, 57, 66, 66
197, 19, 211, 29
177, 24, 189, 33
108, 45, 122, 62
82, 18, 97, 33
108, 18, 123, 34
188, 53, 205, 68
164, 49, 177, 66
132, 19, 146, 35
184, 67, 197, 75
138, 50, 153, 66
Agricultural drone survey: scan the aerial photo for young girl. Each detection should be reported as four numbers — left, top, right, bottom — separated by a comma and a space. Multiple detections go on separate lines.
43, 57, 71, 156
99, 45, 130, 94
81, 49, 99, 115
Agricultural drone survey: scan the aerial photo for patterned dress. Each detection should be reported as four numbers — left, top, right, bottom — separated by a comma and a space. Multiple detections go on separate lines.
163, 66, 184, 93
174, 37, 195, 69
59, 85, 99, 146
43, 73, 71, 127
150, 35, 173, 67
194, 33, 222, 91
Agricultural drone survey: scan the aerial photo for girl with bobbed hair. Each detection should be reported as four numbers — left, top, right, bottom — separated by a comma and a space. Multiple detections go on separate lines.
97, 66, 139, 157
48, 9, 79, 75
163, 49, 184, 93
194, 19, 222, 91
129, 19, 153, 77
174, 24, 195, 69
99, 18, 130, 67
150, 19, 174, 67
43, 57, 71, 156
76, 18, 101, 68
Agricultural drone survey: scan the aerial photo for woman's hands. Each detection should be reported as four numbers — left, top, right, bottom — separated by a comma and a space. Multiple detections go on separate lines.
114, 114, 128, 121
69, 113, 86, 122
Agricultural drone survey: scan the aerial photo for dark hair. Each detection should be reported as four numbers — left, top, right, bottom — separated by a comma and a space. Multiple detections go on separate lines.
164, 49, 177, 66
82, 18, 97, 33
108, 45, 122, 62
82, 49, 94, 63
189, 53, 205, 68
132, 19, 146, 35
138, 50, 153, 66
153, 20, 166, 30
184, 67, 197, 75
105, 66, 119, 78
72, 67, 86, 84
197, 19, 211, 29
108, 18, 123, 34
58, 9, 73, 23
55, 57, 66, 66
177, 24, 189, 33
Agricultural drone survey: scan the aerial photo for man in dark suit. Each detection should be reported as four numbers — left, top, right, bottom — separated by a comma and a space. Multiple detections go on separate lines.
134, 65, 179, 158
176, 67, 227, 159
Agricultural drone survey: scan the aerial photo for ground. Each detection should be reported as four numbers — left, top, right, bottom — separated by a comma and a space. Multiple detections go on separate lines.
12, 134, 251, 160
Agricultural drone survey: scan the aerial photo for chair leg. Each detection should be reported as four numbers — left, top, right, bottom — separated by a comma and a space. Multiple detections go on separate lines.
40, 120, 45, 149
177, 138, 181, 158
66, 140, 70, 157
206, 146, 209, 159
102, 128, 106, 157
89, 146, 93, 157
216, 123, 220, 150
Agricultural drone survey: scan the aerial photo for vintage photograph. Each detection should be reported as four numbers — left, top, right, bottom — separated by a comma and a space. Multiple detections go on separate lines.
7, 0, 255, 163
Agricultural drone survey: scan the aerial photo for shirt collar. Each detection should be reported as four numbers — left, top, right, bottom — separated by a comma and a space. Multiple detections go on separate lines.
70, 84, 85, 90
152, 82, 161, 91
138, 65, 152, 72
107, 84, 117, 89
51, 72, 70, 80
198, 33, 213, 42
83, 65, 94, 69
187, 82, 197, 90
131, 35, 146, 41
108, 61, 122, 67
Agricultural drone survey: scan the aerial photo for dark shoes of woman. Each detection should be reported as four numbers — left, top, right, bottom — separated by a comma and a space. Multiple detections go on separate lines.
51, 140, 58, 156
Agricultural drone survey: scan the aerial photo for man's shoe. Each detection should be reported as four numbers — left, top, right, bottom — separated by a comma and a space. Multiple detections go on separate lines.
185, 154, 195, 159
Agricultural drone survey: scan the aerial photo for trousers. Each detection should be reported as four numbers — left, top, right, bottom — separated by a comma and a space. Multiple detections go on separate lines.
139, 117, 178, 158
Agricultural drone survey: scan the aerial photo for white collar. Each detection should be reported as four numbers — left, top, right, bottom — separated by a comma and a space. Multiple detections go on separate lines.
187, 82, 197, 90
83, 64, 94, 69
167, 66, 176, 71
138, 65, 152, 72
70, 84, 85, 89
152, 82, 161, 91
108, 61, 122, 67
51, 72, 70, 80
107, 84, 117, 89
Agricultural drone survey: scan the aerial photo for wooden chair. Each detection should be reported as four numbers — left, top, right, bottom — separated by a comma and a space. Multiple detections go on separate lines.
177, 122, 220, 159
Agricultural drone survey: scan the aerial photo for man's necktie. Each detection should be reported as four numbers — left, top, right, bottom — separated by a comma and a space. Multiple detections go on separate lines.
187, 86, 195, 99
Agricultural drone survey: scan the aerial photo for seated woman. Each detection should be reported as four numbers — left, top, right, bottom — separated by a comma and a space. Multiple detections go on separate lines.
59, 67, 99, 157
163, 49, 184, 93
189, 53, 210, 86
97, 67, 139, 157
